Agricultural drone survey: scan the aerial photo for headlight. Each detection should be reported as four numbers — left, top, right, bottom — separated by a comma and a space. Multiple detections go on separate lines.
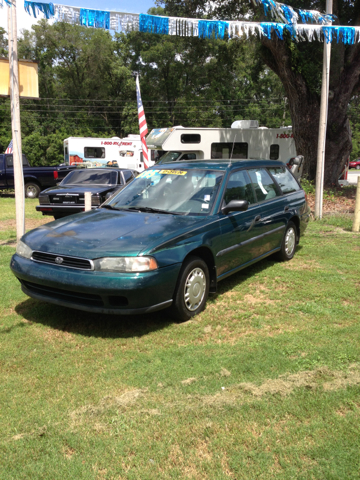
93, 256, 158, 272
39, 195, 50, 205
91, 195, 101, 206
16, 240, 32, 259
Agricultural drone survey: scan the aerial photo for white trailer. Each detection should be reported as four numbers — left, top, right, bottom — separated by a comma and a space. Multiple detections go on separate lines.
146, 120, 299, 171
63, 136, 154, 171
119, 134, 155, 171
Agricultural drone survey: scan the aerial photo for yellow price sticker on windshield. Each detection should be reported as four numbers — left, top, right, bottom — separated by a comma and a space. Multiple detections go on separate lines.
160, 170, 187, 175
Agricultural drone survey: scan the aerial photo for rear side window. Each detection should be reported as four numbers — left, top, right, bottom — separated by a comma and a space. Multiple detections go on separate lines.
268, 166, 300, 194
248, 168, 279, 202
123, 170, 134, 183
211, 143, 248, 159
84, 147, 105, 159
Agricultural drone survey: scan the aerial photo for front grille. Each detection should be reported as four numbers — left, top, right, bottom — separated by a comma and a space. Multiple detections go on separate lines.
32, 251, 93, 270
50, 194, 84, 205
21, 280, 103, 307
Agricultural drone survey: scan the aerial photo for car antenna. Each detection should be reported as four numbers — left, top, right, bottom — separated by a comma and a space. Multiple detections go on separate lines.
229, 137, 236, 167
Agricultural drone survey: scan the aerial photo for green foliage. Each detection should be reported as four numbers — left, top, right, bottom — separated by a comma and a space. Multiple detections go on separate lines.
1, 200, 360, 477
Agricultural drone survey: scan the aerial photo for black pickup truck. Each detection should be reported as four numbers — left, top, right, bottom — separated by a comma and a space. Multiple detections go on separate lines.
0, 153, 74, 198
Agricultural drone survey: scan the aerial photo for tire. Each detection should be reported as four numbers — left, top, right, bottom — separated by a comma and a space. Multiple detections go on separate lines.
356, 165, 360, 170
170, 256, 210, 322
276, 221, 297, 262
25, 182, 41, 198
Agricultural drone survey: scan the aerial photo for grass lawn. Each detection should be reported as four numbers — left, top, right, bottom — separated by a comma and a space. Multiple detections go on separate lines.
1, 197, 360, 479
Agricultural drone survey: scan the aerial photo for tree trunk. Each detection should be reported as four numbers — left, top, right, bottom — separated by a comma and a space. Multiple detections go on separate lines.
260, 35, 360, 187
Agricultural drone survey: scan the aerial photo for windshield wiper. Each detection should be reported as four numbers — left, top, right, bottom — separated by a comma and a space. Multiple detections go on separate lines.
101, 204, 122, 211
127, 206, 181, 215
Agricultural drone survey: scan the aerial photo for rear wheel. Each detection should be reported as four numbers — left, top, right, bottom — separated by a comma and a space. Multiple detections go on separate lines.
356, 165, 360, 170
170, 256, 209, 322
276, 221, 297, 261
25, 182, 40, 198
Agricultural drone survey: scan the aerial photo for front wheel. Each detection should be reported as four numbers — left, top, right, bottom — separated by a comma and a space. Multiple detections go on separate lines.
170, 256, 210, 322
25, 182, 41, 198
275, 221, 297, 261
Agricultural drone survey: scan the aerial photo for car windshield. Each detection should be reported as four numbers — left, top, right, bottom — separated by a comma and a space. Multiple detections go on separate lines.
61, 170, 118, 185
157, 151, 182, 164
104, 168, 224, 215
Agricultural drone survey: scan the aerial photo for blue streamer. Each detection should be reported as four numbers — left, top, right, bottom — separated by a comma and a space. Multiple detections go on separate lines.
260, 22, 295, 40
322, 26, 355, 45
198, 20, 229, 39
24, 1, 54, 19
280, 5, 296, 24
80, 9, 110, 29
139, 14, 169, 34
1, 0, 12, 7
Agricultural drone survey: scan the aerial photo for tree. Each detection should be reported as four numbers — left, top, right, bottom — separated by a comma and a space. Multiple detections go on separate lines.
158, 0, 360, 186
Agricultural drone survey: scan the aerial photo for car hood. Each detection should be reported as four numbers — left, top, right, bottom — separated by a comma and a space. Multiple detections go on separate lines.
22, 209, 204, 258
40, 185, 117, 196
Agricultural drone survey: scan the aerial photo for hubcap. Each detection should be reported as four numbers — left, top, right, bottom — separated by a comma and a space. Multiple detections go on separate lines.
26, 186, 37, 198
183, 267, 206, 312
285, 227, 296, 256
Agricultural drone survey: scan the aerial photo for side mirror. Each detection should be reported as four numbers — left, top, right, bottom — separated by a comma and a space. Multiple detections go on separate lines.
292, 155, 304, 166
222, 199, 249, 215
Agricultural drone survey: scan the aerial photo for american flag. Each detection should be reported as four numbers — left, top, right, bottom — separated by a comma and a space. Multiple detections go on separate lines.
136, 75, 149, 169
5, 139, 13, 154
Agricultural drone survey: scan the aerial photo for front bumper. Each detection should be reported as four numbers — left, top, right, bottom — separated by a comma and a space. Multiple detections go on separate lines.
36, 205, 89, 216
10, 254, 182, 315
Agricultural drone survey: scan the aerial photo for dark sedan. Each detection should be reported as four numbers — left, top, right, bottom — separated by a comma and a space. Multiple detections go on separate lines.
36, 168, 138, 219
12, 160, 310, 321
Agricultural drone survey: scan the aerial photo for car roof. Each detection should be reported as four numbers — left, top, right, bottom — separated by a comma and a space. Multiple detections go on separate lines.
69, 167, 134, 173
153, 159, 285, 171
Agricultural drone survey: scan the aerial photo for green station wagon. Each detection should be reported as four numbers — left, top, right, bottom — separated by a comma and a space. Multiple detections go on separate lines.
11, 160, 310, 321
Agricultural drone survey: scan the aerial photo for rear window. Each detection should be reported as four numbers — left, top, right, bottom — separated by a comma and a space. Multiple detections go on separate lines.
61, 170, 118, 185
6, 155, 29, 168
211, 143, 248, 159
268, 166, 300, 194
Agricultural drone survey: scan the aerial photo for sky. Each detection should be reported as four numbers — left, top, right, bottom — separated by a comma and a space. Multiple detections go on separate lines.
0, 0, 157, 35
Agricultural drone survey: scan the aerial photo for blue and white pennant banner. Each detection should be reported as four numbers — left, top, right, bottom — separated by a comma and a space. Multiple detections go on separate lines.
13, 1, 360, 45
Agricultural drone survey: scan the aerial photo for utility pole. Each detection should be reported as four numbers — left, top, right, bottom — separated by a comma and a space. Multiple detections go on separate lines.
8, 0, 25, 242
314, 0, 333, 219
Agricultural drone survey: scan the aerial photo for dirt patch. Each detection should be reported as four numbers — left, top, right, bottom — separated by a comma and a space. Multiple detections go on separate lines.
306, 188, 356, 215
200, 365, 360, 407
282, 258, 321, 271
70, 389, 146, 426
236, 365, 360, 397
181, 377, 197, 385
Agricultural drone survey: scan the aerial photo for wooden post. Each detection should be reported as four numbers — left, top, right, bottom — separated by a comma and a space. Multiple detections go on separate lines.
314, 0, 332, 219
352, 176, 360, 233
8, 0, 25, 242
84, 192, 92, 211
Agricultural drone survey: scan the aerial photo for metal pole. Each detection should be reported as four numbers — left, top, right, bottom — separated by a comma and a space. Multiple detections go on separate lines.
8, 0, 25, 242
314, 0, 332, 219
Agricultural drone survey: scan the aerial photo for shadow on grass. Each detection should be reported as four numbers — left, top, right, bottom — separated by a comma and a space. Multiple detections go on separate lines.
14, 250, 300, 338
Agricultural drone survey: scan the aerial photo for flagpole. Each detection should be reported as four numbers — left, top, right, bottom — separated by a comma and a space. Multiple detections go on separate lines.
8, 0, 25, 242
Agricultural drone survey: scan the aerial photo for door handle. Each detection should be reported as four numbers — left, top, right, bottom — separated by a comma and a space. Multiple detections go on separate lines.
254, 215, 261, 222
284, 206, 289, 212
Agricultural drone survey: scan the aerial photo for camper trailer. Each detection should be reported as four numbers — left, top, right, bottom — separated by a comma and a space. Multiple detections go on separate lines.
146, 120, 302, 177
119, 134, 154, 171
63, 136, 153, 171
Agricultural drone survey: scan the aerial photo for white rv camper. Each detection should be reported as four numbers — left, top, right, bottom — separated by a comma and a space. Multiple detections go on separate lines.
119, 134, 154, 171
63, 136, 154, 171
146, 120, 299, 170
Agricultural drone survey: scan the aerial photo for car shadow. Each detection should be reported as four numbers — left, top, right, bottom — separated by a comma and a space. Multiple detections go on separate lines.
15, 249, 303, 339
